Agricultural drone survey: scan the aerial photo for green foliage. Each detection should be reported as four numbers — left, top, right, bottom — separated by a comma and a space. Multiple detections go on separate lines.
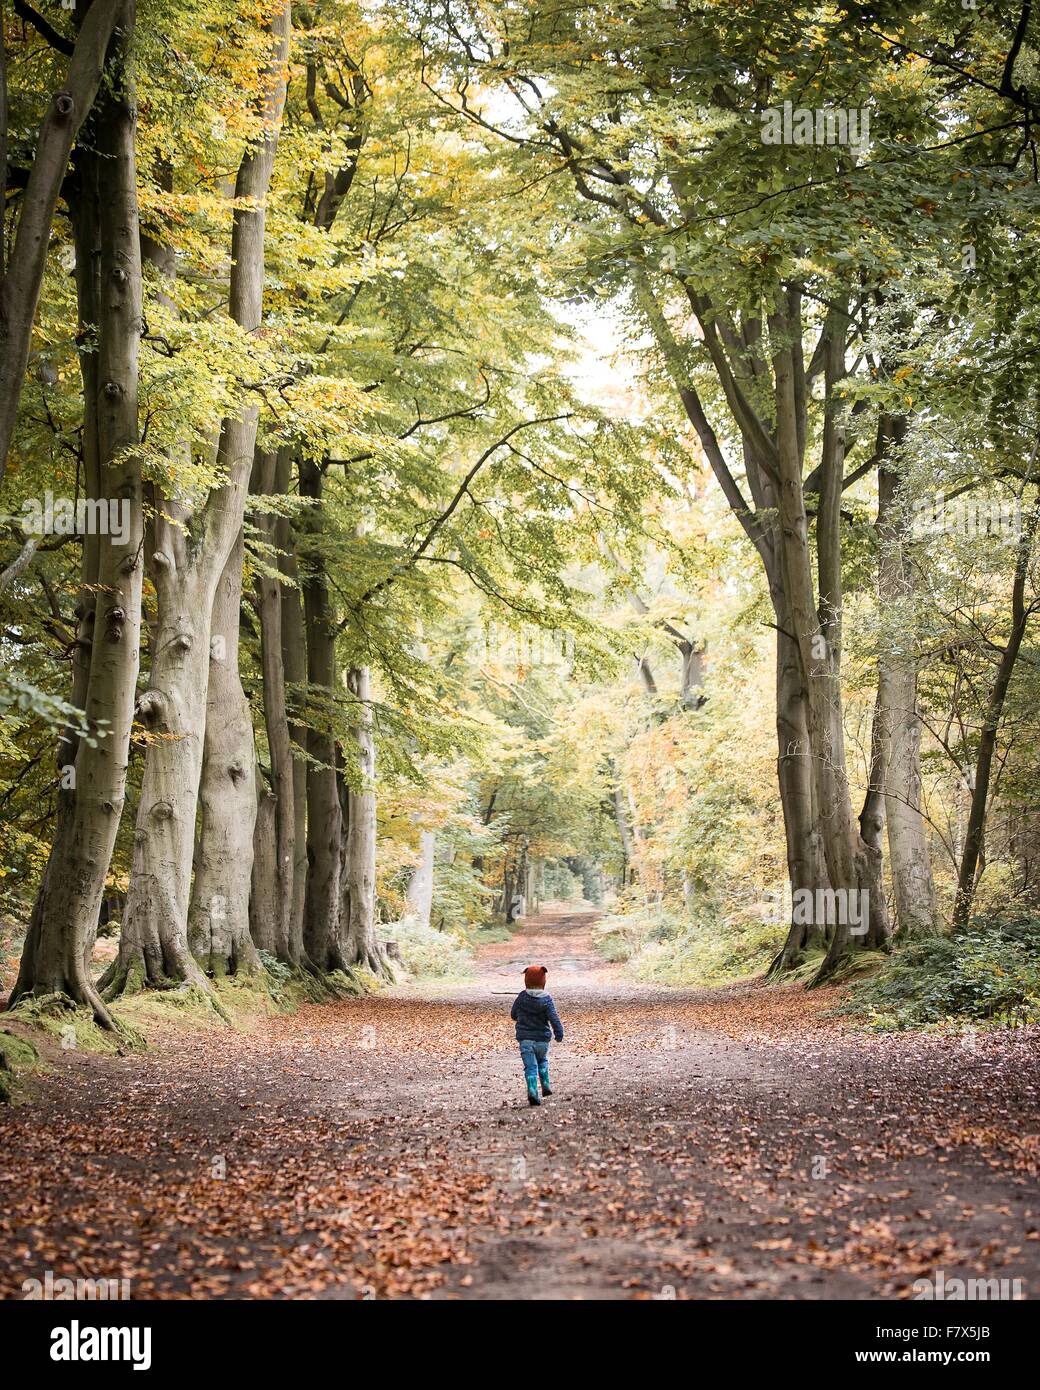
0, 1029, 41, 1102
542, 862, 583, 901
4, 0, 1040, 1025
380, 918, 474, 979
593, 903, 780, 985
429, 818, 496, 931
849, 918, 1040, 1030
257, 949, 293, 988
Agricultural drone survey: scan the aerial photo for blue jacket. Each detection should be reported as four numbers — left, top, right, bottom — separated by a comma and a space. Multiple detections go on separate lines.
511, 988, 564, 1043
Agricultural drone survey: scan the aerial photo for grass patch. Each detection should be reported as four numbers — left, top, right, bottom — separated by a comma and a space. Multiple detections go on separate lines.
4, 992, 142, 1054
1, 955, 384, 1082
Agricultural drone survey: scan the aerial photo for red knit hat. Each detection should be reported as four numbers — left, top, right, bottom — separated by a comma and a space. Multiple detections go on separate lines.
524, 965, 547, 989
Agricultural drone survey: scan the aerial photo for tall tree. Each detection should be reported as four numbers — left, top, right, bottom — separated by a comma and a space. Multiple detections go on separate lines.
0, 0, 125, 482
102, 2, 291, 995
11, 0, 143, 1024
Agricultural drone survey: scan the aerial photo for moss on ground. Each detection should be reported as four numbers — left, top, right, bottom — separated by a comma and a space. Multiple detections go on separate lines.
0, 1027, 42, 1102
1, 960, 384, 1094
4, 993, 139, 1055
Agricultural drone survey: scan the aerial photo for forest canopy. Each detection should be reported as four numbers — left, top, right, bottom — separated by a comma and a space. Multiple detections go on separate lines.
1, 0, 1039, 1032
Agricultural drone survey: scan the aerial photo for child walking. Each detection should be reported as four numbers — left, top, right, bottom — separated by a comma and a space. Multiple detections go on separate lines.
511, 965, 564, 1106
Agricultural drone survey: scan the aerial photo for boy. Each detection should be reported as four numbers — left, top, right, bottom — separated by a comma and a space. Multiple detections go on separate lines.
510, 964, 564, 1106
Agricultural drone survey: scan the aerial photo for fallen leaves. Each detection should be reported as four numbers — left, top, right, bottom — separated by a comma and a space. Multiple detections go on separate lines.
0, 909, 1037, 1301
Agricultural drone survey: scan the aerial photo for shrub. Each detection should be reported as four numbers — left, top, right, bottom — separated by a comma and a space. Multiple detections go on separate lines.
592, 904, 779, 984
379, 917, 473, 979
849, 915, 1040, 1029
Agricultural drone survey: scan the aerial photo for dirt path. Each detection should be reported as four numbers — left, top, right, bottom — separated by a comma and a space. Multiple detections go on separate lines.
1, 904, 1038, 1300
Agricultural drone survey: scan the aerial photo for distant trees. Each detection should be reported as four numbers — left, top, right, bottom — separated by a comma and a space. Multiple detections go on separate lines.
412, 0, 1040, 968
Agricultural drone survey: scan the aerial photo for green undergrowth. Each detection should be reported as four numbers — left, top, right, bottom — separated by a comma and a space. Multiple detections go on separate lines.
780, 947, 889, 989
843, 914, 1040, 1031
5, 992, 143, 1053
467, 921, 514, 946
107, 959, 385, 1035
379, 916, 476, 979
593, 903, 780, 986
0, 1028, 42, 1102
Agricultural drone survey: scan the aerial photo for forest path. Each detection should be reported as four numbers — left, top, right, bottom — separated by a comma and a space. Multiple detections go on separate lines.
1, 903, 1038, 1300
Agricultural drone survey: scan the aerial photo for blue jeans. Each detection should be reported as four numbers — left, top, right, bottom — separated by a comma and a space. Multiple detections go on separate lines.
519, 1039, 551, 1097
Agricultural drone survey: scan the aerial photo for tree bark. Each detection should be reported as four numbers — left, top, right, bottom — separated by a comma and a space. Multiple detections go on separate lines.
187, 532, 259, 976
768, 578, 829, 972
249, 766, 279, 955
55, 143, 104, 779
11, 12, 144, 1026
612, 775, 634, 888
103, 4, 290, 996
278, 460, 310, 962
769, 304, 891, 982
953, 493, 1040, 926
18, 136, 106, 997
0, 0, 125, 483
405, 829, 436, 928
872, 432, 938, 935
251, 446, 297, 960
338, 667, 392, 977
299, 457, 344, 970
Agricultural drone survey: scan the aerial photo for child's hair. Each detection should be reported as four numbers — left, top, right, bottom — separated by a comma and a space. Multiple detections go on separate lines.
523, 965, 548, 988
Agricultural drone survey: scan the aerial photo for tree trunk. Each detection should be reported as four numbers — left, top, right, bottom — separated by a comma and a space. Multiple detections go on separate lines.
953, 493, 1039, 926
249, 767, 279, 955
55, 143, 104, 779
187, 533, 259, 976
15, 137, 106, 992
278, 459, 310, 963
506, 840, 528, 922
0, 0, 125, 483
103, 546, 213, 994
612, 776, 634, 887
299, 458, 343, 970
405, 829, 436, 928
678, 638, 707, 709
768, 580, 830, 973
339, 667, 392, 977
529, 857, 544, 915
103, 5, 290, 996
873, 442, 938, 935
252, 446, 296, 960
11, 17, 144, 1026
769, 306, 890, 982
635, 270, 831, 975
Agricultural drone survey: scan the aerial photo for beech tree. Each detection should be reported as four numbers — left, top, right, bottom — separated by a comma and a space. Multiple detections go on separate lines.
102, 1, 291, 998
10, 0, 143, 1021
409, 0, 1036, 975
0, 0, 126, 481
